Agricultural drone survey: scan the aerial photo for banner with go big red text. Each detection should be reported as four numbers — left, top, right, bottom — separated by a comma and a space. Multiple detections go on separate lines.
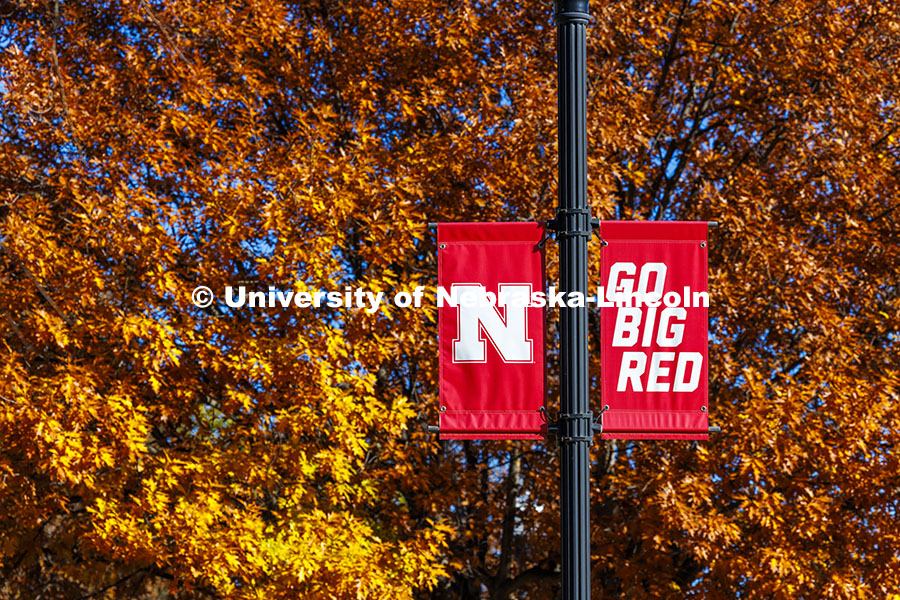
438, 223, 546, 440
600, 222, 709, 440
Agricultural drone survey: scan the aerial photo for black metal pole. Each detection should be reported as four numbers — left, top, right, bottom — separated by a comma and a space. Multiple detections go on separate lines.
555, 1, 591, 599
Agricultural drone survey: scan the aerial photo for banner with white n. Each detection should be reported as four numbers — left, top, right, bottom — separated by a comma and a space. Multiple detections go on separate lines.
437, 223, 545, 440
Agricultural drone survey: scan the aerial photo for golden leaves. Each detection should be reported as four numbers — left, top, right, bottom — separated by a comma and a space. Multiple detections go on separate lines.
1, 0, 899, 598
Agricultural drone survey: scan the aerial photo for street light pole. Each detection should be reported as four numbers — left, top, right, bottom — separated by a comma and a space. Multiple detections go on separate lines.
554, 1, 591, 598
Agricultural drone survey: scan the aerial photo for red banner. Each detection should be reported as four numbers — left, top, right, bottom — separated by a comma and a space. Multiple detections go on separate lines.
438, 223, 546, 440
599, 221, 709, 440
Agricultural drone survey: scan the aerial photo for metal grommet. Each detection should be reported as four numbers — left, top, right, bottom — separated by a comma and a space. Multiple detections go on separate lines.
440, 406, 447, 412
700, 242, 706, 248
439, 244, 446, 249
701, 406, 707, 412
603, 405, 610, 411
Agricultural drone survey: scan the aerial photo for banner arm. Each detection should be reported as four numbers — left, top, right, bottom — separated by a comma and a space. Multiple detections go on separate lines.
429, 219, 717, 230
543, 409, 722, 437
427, 221, 557, 228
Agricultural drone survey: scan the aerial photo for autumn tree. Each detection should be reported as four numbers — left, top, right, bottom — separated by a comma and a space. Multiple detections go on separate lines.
1, 1, 898, 599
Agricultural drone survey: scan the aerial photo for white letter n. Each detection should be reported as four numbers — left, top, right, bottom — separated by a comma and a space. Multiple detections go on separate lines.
452, 284, 533, 363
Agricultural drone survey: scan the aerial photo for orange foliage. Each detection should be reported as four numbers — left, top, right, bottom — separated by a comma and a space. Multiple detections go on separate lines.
0, 1, 898, 599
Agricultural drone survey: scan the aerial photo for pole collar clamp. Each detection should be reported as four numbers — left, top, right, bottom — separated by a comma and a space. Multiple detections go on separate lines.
547, 207, 595, 239
557, 411, 594, 444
